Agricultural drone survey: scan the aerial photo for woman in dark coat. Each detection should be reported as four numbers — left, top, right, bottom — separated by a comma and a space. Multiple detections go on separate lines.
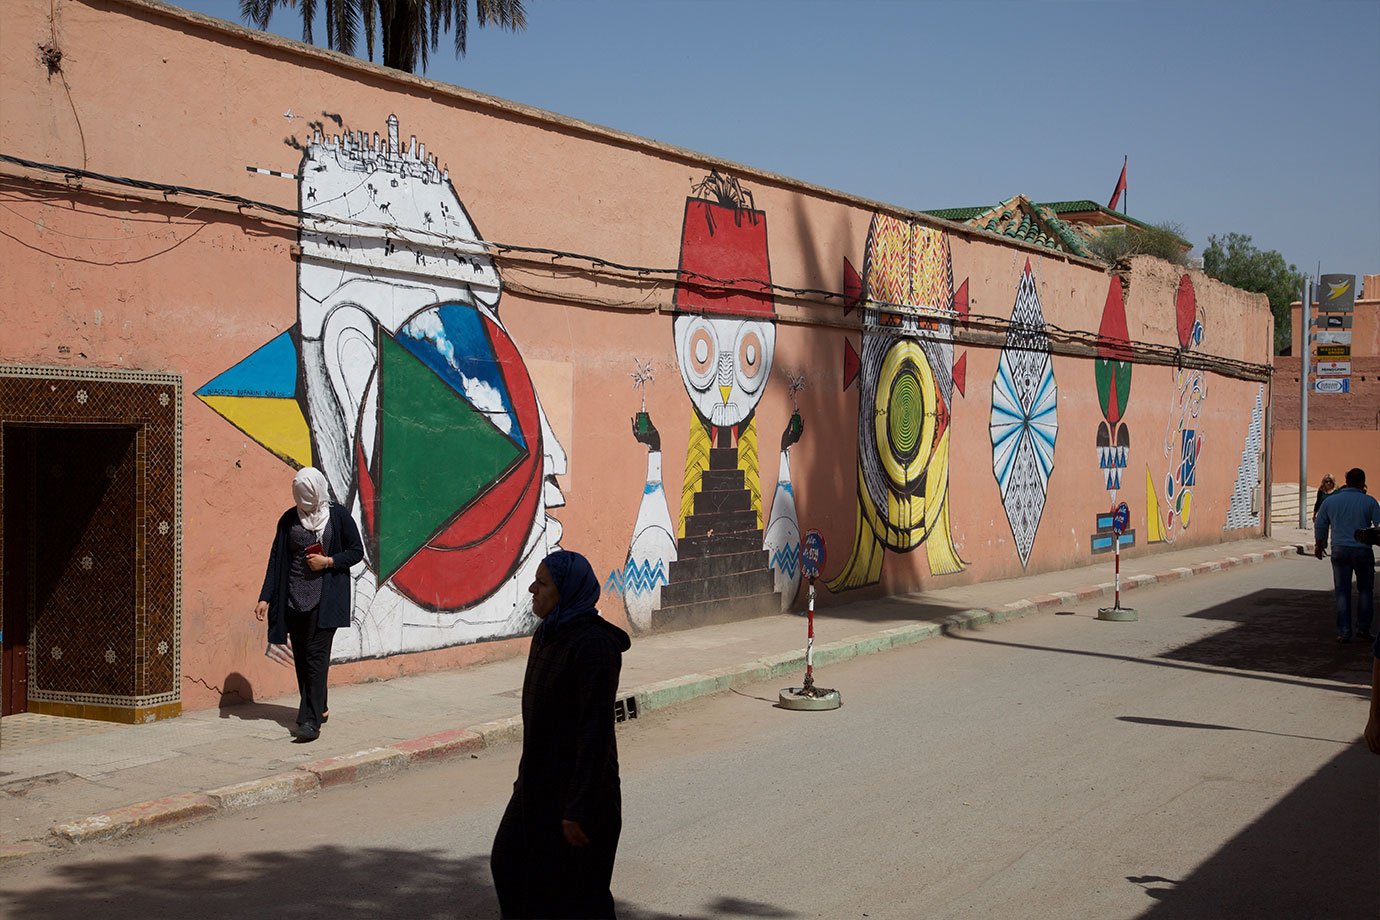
253, 467, 364, 742
1314, 473, 1336, 521
491, 550, 632, 919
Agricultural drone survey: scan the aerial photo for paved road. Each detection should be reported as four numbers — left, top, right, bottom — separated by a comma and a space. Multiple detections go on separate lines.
2, 552, 1375, 919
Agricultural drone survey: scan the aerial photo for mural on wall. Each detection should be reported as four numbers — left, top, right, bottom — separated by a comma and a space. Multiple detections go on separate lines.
827, 215, 968, 591
613, 172, 803, 631
198, 115, 568, 660
1146, 274, 1206, 544
989, 259, 1058, 568
1091, 277, 1135, 553
1223, 384, 1264, 530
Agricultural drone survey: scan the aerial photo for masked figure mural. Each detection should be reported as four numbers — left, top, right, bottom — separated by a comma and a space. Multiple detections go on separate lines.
198, 115, 568, 660
612, 172, 803, 631
828, 215, 967, 591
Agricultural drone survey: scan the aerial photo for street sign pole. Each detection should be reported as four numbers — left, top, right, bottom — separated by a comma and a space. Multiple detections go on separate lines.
1098, 502, 1137, 621
1299, 277, 1310, 529
780, 531, 840, 711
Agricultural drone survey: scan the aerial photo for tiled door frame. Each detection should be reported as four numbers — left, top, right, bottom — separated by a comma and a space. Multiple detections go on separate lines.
0, 365, 182, 723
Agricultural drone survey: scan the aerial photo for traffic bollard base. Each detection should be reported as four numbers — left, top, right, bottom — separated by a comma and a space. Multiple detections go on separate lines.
778, 687, 842, 710
1097, 606, 1138, 622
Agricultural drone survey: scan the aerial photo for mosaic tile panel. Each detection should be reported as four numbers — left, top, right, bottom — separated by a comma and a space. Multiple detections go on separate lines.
0, 365, 181, 719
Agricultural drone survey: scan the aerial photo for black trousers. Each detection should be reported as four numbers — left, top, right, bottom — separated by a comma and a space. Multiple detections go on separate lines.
287, 606, 335, 726
491, 792, 619, 919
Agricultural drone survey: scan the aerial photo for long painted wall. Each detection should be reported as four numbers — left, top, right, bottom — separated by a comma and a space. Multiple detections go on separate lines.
0, 0, 1274, 710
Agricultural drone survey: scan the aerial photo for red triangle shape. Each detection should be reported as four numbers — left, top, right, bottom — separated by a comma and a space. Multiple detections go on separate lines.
954, 278, 970, 320
843, 258, 862, 315
953, 352, 967, 398
1097, 277, 1131, 360
843, 338, 861, 390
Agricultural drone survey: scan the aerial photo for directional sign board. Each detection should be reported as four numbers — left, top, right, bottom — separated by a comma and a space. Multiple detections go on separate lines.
1315, 361, 1352, 376
1312, 331, 1352, 346
1317, 274, 1357, 312
1312, 377, 1351, 394
1314, 315, 1353, 329
1314, 345, 1351, 358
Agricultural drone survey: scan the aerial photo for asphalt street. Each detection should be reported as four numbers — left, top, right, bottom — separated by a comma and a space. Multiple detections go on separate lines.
2, 551, 1375, 920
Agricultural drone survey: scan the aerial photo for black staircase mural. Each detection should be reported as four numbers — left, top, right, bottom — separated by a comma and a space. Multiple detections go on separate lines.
656, 430, 781, 628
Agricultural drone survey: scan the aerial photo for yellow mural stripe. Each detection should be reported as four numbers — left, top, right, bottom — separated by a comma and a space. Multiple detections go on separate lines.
826, 469, 886, 592
679, 415, 712, 537
198, 395, 312, 469
922, 429, 965, 575
736, 415, 762, 528
1145, 465, 1168, 543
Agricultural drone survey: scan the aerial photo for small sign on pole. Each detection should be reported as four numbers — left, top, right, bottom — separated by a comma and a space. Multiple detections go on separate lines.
1312, 378, 1351, 394
1315, 361, 1352, 376
1317, 274, 1357, 312
780, 530, 841, 711
1098, 502, 1137, 622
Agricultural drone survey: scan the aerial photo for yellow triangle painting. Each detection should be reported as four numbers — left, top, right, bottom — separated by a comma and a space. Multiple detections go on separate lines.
198, 395, 312, 469
1145, 465, 1168, 543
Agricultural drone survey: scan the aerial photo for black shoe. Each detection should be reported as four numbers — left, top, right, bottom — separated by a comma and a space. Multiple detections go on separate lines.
294, 721, 320, 742
320, 711, 329, 725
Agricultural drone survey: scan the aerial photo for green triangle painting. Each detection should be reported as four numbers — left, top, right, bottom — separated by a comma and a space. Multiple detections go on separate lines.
377, 331, 525, 581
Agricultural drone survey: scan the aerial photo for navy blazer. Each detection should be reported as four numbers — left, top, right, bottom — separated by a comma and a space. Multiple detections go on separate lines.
258, 502, 364, 643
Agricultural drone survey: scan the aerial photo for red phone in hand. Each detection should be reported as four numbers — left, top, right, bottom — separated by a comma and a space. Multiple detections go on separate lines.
305, 542, 324, 556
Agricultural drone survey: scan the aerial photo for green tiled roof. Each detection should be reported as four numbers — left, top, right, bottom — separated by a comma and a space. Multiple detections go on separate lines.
926, 195, 1091, 257
924, 195, 1190, 254
924, 206, 991, 221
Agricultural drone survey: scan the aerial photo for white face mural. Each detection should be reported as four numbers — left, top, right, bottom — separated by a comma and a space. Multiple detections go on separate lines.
200, 115, 566, 661
673, 314, 776, 428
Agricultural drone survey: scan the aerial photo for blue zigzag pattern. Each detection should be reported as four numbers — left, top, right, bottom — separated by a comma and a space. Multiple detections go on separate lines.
771, 542, 802, 578
605, 558, 668, 597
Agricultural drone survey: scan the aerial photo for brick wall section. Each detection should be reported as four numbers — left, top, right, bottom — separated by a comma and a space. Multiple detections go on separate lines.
1272, 356, 1380, 430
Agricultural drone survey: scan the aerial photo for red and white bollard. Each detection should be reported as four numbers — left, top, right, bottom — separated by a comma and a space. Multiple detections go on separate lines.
1098, 502, 1137, 621
780, 576, 842, 710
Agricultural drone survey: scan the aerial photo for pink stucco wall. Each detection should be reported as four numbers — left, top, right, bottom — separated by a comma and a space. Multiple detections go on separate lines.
1, 0, 1274, 711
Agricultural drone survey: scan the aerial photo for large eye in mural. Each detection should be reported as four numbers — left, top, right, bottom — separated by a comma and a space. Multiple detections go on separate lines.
736, 323, 766, 394
873, 339, 937, 493
685, 319, 718, 392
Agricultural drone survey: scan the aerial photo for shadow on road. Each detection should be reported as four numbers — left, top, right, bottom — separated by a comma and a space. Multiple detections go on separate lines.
1163, 588, 1372, 684
0, 845, 796, 920
1131, 742, 1378, 919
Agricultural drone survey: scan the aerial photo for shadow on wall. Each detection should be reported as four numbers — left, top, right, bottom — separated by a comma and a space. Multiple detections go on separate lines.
214, 671, 297, 728
0, 846, 799, 920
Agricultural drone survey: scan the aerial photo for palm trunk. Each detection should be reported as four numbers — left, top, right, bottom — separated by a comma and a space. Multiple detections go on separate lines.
381, 5, 417, 72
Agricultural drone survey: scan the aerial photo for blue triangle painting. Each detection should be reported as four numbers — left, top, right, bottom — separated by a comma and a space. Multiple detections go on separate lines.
196, 329, 298, 398
396, 304, 525, 449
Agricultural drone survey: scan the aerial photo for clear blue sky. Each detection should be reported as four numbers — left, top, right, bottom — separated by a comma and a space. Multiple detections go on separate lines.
171, 0, 1379, 277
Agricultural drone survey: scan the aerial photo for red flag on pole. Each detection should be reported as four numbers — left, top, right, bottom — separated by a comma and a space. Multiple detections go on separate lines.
1107, 157, 1127, 211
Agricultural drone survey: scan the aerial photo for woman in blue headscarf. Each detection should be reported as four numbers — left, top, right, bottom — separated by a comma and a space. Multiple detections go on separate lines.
491, 550, 632, 919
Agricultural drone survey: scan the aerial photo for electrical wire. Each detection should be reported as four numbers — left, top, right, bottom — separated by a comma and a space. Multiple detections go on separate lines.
0, 151, 1274, 382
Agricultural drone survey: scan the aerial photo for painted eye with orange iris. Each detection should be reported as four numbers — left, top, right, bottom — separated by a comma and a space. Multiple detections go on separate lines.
687, 323, 717, 390
737, 326, 765, 394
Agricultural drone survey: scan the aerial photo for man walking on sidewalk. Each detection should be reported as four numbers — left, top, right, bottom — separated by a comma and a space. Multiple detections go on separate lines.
1313, 467, 1380, 643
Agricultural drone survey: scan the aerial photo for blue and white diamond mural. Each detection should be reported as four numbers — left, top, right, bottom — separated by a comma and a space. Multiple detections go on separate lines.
990, 259, 1059, 568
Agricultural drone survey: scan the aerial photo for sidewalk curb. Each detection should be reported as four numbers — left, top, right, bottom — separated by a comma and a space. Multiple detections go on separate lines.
33, 542, 1300, 852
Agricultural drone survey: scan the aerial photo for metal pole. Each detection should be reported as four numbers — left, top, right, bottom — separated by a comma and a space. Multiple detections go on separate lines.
1113, 531, 1121, 608
803, 578, 816, 692
1298, 277, 1310, 529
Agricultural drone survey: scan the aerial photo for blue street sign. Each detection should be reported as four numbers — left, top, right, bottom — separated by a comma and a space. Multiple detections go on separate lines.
802, 529, 827, 580
1112, 502, 1131, 535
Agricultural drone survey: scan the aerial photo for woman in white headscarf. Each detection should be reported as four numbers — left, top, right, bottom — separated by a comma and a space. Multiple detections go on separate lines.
254, 467, 364, 741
